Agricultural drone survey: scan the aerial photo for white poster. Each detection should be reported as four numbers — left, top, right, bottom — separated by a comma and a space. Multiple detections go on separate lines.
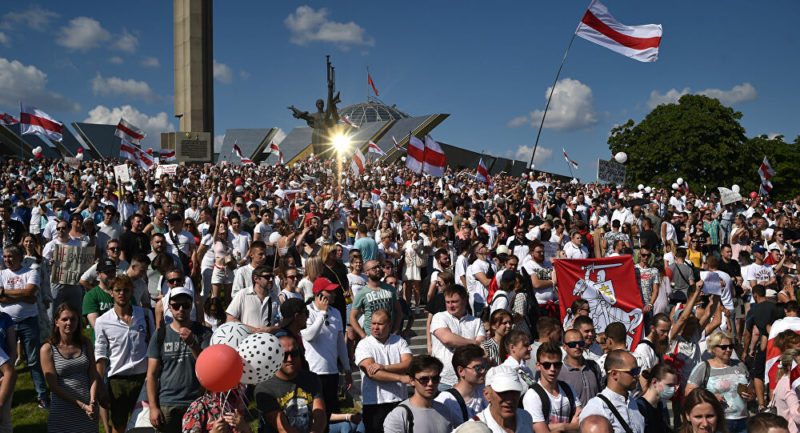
51, 245, 95, 285
114, 164, 130, 183
700, 271, 722, 296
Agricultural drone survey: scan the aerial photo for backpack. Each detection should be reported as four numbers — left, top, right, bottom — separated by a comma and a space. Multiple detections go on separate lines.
446, 388, 469, 423
519, 267, 542, 340
480, 291, 509, 322
398, 403, 414, 433
530, 381, 576, 424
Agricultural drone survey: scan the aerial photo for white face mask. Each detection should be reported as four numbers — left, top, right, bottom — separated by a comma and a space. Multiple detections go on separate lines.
657, 381, 676, 401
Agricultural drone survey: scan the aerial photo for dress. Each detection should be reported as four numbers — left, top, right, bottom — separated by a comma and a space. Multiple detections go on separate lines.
403, 239, 424, 281
47, 344, 98, 433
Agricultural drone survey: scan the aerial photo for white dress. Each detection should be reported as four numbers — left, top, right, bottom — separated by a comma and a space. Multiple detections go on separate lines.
403, 239, 424, 281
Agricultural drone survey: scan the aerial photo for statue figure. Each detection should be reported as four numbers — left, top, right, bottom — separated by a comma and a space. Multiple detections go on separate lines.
288, 56, 341, 157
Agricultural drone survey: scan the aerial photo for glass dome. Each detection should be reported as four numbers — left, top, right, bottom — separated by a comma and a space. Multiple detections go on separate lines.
338, 102, 410, 124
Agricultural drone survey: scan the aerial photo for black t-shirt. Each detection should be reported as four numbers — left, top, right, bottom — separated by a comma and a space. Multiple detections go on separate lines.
635, 398, 672, 433
0, 219, 25, 248
746, 301, 779, 336
639, 229, 659, 252
255, 371, 323, 433
120, 230, 150, 261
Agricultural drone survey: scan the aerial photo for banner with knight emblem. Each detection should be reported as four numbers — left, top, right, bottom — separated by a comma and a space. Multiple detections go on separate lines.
554, 256, 644, 350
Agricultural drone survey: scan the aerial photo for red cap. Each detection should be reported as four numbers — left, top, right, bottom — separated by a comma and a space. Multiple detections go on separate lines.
312, 277, 339, 294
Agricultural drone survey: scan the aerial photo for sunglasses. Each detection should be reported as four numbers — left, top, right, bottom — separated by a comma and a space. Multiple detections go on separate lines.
640, 253, 650, 258
283, 349, 301, 361
565, 340, 586, 349
56, 226, 69, 231
108, 247, 119, 251
170, 302, 192, 310
167, 278, 183, 284
539, 361, 563, 370
716, 344, 734, 351
465, 363, 489, 375
613, 367, 641, 376
414, 375, 441, 385
259, 274, 275, 280
285, 275, 299, 280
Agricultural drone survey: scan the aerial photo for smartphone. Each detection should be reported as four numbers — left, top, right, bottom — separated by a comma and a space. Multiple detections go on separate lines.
737, 383, 748, 395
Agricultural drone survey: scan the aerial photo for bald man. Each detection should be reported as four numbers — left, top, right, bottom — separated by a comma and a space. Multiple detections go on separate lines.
579, 415, 613, 433
579, 350, 644, 433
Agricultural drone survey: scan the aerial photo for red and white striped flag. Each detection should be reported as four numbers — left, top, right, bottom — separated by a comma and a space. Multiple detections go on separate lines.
759, 156, 774, 181
368, 73, 379, 96
476, 158, 492, 186
577, 0, 663, 63
392, 136, 403, 151
368, 140, 386, 156
20, 103, 62, 144
232, 140, 244, 159
423, 135, 446, 177
350, 148, 366, 175
406, 135, 425, 173
790, 361, 800, 390
766, 316, 800, 390
137, 148, 155, 170
241, 158, 255, 165
267, 141, 284, 165
0, 113, 19, 125
120, 140, 154, 170
342, 114, 360, 129
158, 149, 176, 162
563, 148, 579, 169
114, 118, 146, 145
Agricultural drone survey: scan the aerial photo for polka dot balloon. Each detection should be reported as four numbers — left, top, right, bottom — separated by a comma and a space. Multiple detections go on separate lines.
210, 321, 252, 350
237, 332, 284, 385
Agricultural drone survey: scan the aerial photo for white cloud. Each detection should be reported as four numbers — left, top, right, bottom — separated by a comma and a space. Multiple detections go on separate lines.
647, 82, 757, 109
1, 6, 59, 31
56, 17, 110, 51
285, 6, 374, 49
511, 145, 554, 166
113, 29, 138, 53
0, 57, 80, 112
141, 57, 160, 68
767, 132, 782, 140
214, 135, 225, 152
84, 105, 175, 146
508, 78, 599, 131
0, 32, 9, 47
91, 73, 160, 103
239, 70, 250, 80
213, 60, 232, 84
108, 56, 124, 64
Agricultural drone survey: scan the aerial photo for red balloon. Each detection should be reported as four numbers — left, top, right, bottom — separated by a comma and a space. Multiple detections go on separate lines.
146, 148, 153, 155
750, 191, 758, 199
195, 344, 243, 392
77, 148, 83, 153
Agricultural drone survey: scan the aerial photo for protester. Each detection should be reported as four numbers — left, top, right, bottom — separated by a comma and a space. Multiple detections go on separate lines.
435, 344, 489, 424
384, 355, 457, 433
580, 350, 645, 433
772, 348, 800, 433
680, 388, 726, 433
635, 363, 677, 433
431, 284, 486, 390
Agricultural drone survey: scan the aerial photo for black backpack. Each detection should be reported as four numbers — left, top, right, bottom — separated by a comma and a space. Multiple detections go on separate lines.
530, 381, 576, 424
398, 403, 414, 433
446, 388, 469, 423
519, 267, 542, 340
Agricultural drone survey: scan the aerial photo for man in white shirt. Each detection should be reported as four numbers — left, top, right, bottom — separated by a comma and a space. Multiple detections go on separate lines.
96, 204, 123, 252
610, 200, 633, 227
434, 344, 489, 425
165, 213, 196, 269
522, 241, 557, 305
563, 230, 589, 259
633, 313, 670, 372
231, 242, 267, 298
225, 265, 280, 333
523, 342, 582, 432
228, 212, 252, 266
579, 350, 645, 433
355, 309, 413, 433
431, 285, 486, 389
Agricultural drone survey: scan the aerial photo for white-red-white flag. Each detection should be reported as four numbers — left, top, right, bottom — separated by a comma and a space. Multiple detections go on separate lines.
791, 361, 800, 391
0, 113, 19, 125
423, 135, 446, 177
563, 148, 579, 169
158, 149, 176, 162
120, 140, 154, 170
759, 156, 774, 181
350, 148, 366, 175
577, 0, 663, 62
367, 140, 386, 156
232, 140, 244, 159
342, 114, 360, 129
137, 148, 155, 170
766, 316, 800, 389
392, 136, 403, 151
114, 118, 146, 145
476, 158, 492, 186
20, 103, 62, 144
241, 158, 255, 165
406, 135, 424, 173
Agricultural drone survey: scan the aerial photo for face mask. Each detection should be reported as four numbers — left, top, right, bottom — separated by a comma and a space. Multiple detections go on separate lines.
657, 383, 675, 401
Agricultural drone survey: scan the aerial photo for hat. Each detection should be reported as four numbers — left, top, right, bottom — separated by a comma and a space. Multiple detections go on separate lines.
765, 289, 778, 299
312, 277, 339, 294
485, 365, 523, 393
97, 259, 116, 274
279, 298, 307, 327
452, 421, 492, 433
752, 245, 766, 254
495, 245, 510, 256
169, 286, 194, 300
501, 270, 516, 282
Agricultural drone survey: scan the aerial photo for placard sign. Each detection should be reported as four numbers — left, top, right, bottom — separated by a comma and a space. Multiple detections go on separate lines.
699, 271, 722, 296
597, 159, 627, 185
64, 157, 80, 168
543, 241, 559, 262
155, 164, 177, 177
718, 187, 742, 206
51, 245, 95, 285
114, 164, 130, 183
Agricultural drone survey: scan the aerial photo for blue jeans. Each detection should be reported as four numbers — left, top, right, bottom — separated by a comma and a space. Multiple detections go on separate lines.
726, 418, 747, 433
329, 421, 365, 433
15, 315, 48, 401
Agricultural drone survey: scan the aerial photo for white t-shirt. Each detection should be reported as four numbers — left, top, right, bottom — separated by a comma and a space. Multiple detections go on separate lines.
354, 335, 411, 405
434, 386, 488, 424
522, 381, 582, 425
454, 255, 469, 285
229, 230, 252, 262
430, 311, 486, 386
0, 266, 40, 321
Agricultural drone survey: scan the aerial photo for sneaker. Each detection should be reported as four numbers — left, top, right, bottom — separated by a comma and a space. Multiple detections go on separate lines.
13, 358, 21, 367
38, 399, 49, 410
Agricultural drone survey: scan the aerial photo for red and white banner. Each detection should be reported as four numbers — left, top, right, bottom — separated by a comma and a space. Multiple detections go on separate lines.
563, 148, 579, 169
120, 140, 154, 171
423, 135, 446, 177
406, 135, 425, 173
0, 113, 19, 125
232, 140, 244, 158
759, 156, 775, 181
350, 148, 366, 175
158, 149, 176, 162
241, 158, 255, 165
20, 103, 62, 144
392, 136, 403, 152
368, 140, 386, 156
577, 0, 662, 63
766, 316, 800, 390
791, 361, 800, 391
368, 73, 379, 96
114, 118, 145, 145
554, 256, 645, 350
267, 141, 283, 165
476, 158, 492, 186
342, 114, 360, 129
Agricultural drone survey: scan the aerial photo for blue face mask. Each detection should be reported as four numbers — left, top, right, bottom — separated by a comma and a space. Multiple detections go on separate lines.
657, 383, 676, 401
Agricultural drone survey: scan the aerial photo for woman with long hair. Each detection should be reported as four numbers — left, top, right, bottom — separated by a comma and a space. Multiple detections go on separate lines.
482, 310, 512, 366
299, 255, 323, 302
401, 227, 425, 308
772, 348, 800, 432
681, 388, 728, 433
41, 303, 99, 433
320, 243, 349, 323
637, 363, 678, 433
194, 216, 218, 300
21, 233, 52, 341
374, 218, 393, 243
210, 216, 235, 304
511, 274, 532, 336
562, 298, 590, 330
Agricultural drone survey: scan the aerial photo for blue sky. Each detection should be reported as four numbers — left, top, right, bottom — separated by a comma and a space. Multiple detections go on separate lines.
1, 1, 798, 179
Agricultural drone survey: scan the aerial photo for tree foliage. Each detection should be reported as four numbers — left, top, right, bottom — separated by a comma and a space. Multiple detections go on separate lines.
607, 94, 800, 199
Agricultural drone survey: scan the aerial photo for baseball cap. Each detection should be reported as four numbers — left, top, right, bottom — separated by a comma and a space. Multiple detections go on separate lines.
485, 365, 523, 393
765, 289, 778, 299
169, 286, 194, 300
312, 277, 339, 294
97, 259, 116, 274
279, 298, 307, 327
495, 245, 510, 256
752, 245, 766, 254
501, 270, 516, 282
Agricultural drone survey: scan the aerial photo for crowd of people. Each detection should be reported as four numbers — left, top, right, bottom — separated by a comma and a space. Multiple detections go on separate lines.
0, 154, 797, 433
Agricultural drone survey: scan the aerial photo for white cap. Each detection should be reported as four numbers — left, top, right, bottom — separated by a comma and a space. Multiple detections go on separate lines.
169, 286, 194, 299
485, 365, 523, 393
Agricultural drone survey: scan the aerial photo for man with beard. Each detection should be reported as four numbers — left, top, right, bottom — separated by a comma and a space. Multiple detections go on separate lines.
426, 248, 452, 302
579, 350, 645, 433
350, 260, 402, 338
633, 313, 670, 371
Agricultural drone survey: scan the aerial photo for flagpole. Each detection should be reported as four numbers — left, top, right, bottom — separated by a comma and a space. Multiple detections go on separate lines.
528, 21, 584, 169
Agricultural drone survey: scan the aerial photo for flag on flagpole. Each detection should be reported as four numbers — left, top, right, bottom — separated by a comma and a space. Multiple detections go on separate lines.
476, 158, 492, 186
232, 140, 244, 158
367, 141, 386, 156
423, 135, 446, 177
137, 148, 155, 170
350, 148, 366, 175
267, 141, 283, 165
406, 135, 425, 173
115, 118, 146, 145
342, 114, 360, 129
577, 0, 663, 62
20, 103, 63, 144
563, 148, 579, 169
368, 73, 379, 96
759, 156, 775, 181
158, 149, 176, 162
0, 113, 19, 125
120, 140, 139, 161
392, 136, 403, 151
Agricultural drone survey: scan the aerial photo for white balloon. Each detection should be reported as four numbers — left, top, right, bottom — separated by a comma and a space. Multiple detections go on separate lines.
401, 156, 406, 162
238, 332, 284, 385
731, 184, 740, 193
32, 146, 42, 155
76, 153, 84, 161
645, 186, 652, 193
677, 178, 684, 185
210, 322, 251, 350
614, 152, 627, 164
637, 184, 644, 191
672, 183, 680, 190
